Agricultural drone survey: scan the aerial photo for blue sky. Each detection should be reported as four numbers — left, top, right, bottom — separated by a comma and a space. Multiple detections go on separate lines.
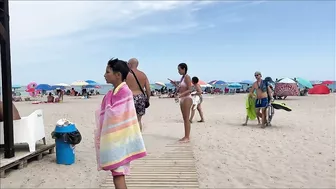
6, 0, 335, 85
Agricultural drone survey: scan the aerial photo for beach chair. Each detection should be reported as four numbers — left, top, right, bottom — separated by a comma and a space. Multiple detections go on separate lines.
0, 109, 46, 152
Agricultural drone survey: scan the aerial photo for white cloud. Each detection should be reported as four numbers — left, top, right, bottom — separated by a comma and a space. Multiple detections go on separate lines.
8, 1, 205, 44
8, 1, 214, 63
6, 1, 218, 83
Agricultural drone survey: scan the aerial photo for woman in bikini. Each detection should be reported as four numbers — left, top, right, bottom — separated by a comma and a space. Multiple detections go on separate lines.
171, 63, 193, 142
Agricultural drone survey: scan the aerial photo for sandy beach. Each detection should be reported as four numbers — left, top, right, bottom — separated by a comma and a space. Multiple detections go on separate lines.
1, 94, 335, 188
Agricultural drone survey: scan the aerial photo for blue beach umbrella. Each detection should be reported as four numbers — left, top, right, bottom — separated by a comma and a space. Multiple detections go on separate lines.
12, 84, 21, 89
85, 80, 100, 88
208, 80, 226, 85
240, 80, 254, 85
296, 77, 313, 89
228, 82, 242, 89
35, 84, 52, 91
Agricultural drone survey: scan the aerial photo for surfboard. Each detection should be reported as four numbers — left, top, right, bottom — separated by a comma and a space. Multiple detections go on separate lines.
271, 102, 292, 112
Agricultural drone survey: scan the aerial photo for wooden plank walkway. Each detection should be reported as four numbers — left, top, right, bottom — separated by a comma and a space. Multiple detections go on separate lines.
0, 143, 55, 178
100, 143, 199, 189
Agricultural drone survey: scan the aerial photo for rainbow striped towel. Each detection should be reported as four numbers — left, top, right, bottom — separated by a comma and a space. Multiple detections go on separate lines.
94, 82, 146, 171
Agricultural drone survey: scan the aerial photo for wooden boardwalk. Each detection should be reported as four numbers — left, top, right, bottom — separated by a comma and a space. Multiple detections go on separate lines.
0, 143, 55, 178
100, 143, 199, 189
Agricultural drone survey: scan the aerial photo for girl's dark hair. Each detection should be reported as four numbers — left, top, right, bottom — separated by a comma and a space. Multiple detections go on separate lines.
107, 58, 130, 81
192, 76, 199, 84
178, 63, 188, 75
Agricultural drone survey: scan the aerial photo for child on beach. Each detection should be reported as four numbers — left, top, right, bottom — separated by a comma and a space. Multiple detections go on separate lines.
95, 58, 147, 189
189, 76, 205, 123
242, 92, 261, 126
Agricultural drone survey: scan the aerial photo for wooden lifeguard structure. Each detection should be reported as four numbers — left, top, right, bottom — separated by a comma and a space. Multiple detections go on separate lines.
0, 0, 55, 178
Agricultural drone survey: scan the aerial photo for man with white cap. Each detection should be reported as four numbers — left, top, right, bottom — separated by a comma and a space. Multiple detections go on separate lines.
249, 71, 273, 128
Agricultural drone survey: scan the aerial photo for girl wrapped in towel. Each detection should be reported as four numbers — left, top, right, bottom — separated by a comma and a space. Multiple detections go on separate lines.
95, 58, 147, 189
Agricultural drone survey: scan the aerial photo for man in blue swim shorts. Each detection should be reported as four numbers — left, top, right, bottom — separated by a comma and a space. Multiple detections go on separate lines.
249, 71, 273, 128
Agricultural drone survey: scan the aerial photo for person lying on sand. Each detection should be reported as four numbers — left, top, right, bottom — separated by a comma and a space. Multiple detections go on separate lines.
0, 101, 21, 122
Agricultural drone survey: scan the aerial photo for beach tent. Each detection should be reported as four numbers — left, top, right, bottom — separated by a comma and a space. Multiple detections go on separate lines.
278, 78, 296, 84
308, 84, 330, 95
275, 78, 299, 97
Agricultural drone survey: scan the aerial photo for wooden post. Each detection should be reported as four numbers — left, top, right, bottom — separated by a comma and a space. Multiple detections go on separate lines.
0, 0, 15, 158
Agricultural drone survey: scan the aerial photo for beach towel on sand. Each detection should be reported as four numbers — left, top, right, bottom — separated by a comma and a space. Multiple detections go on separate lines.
94, 82, 146, 175
246, 95, 257, 120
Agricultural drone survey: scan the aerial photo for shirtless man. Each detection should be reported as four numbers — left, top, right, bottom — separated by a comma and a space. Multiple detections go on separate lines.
126, 58, 151, 131
249, 71, 273, 128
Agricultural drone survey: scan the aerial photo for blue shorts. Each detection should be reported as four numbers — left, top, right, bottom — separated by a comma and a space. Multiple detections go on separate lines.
255, 98, 268, 108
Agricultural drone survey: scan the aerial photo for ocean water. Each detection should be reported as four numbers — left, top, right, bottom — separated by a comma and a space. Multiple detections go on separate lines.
1, 83, 335, 97
2, 84, 164, 96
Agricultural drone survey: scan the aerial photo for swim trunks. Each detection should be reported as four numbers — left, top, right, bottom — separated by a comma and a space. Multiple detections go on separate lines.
133, 94, 146, 116
255, 97, 268, 108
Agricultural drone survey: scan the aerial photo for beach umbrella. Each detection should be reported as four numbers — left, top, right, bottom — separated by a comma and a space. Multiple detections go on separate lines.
195, 80, 207, 85
193, 80, 211, 88
85, 80, 100, 88
228, 82, 242, 89
209, 80, 226, 85
71, 81, 89, 86
85, 80, 99, 85
296, 77, 313, 88
12, 84, 21, 89
240, 80, 254, 85
155, 82, 166, 87
321, 80, 333, 85
51, 85, 66, 90
200, 83, 212, 88
54, 83, 70, 87
208, 80, 216, 84
35, 84, 52, 91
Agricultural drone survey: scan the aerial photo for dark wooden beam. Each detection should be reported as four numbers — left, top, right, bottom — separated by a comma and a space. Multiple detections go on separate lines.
0, 0, 15, 158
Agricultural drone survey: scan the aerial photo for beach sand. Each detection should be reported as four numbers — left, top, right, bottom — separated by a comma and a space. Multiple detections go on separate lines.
1, 94, 335, 188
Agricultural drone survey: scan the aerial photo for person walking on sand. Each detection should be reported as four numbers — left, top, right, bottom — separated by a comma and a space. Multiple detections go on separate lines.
170, 63, 193, 143
126, 58, 151, 132
189, 76, 205, 123
95, 58, 146, 189
249, 71, 273, 128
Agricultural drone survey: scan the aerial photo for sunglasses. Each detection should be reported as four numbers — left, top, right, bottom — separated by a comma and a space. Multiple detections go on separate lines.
255, 74, 260, 76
